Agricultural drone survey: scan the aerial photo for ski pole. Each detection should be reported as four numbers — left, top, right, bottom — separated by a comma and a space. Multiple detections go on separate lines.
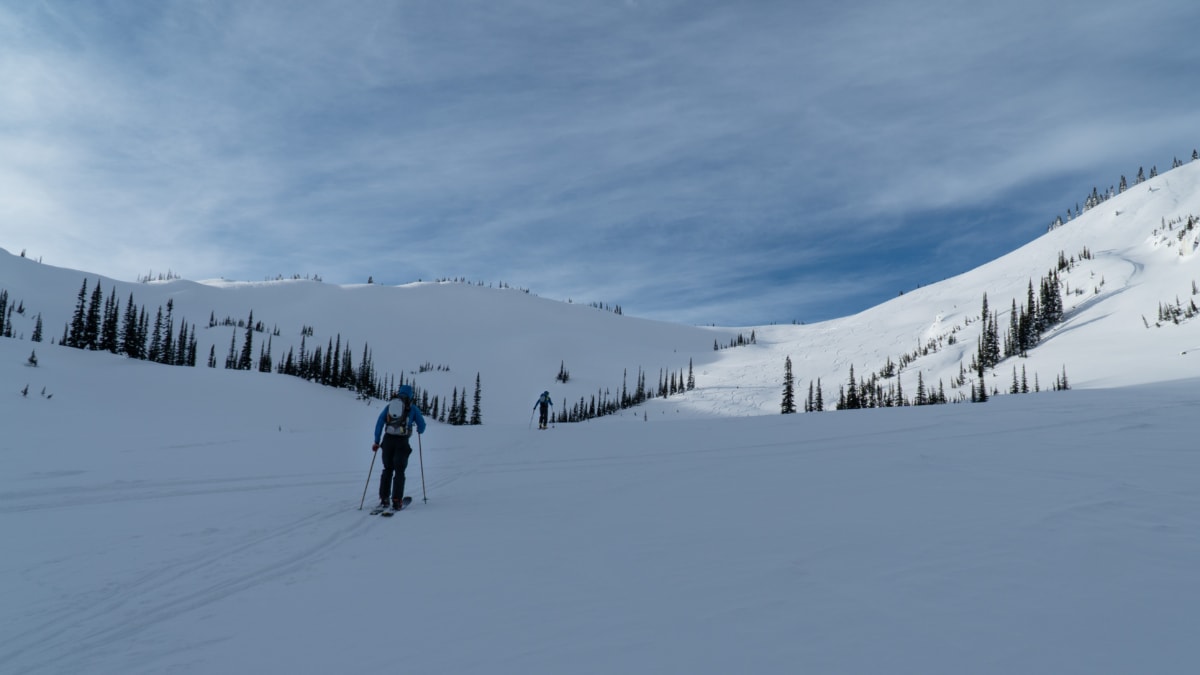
528, 407, 535, 430
359, 448, 377, 510
417, 432, 428, 504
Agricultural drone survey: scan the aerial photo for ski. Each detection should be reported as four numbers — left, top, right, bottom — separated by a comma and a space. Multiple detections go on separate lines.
380, 496, 412, 517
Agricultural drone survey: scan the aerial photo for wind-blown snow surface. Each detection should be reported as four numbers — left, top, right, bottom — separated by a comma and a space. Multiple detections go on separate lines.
3, 161, 1200, 673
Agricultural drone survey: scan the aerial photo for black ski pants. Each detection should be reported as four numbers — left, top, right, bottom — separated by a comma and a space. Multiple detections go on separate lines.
378, 434, 413, 502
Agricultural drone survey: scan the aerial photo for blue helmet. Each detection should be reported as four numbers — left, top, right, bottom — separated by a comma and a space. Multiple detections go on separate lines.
397, 384, 414, 401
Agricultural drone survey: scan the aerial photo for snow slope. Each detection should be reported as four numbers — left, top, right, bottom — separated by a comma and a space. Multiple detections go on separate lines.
2, 338, 1199, 674
2, 161, 1200, 674
678, 161, 1200, 416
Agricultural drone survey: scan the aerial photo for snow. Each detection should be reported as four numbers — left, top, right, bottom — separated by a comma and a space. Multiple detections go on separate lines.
3, 162, 1200, 673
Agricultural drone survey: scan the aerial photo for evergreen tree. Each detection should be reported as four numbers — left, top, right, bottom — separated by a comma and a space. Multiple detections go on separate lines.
357, 344, 374, 396
148, 307, 164, 362
330, 334, 341, 385
225, 328, 237, 369
186, 327, 198, 367
781, 356, 796, 414
136, 307, 149, 360
161, 299, 175, 365
259, 336, 274, 372
68, 278, 88, 348
238, 311, 255, 370
120, 293, 139, 357
32, 313, 43, 342
178, 321, 191, 366
318, 338, 332, 383
101, 288, 120, 353
471, 373, 482, 425
844, 365, 860, 410
340, 344, 354, 389
83, 280, 102, 349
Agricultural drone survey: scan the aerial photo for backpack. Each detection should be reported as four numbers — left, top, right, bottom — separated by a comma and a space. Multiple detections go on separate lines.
384, 399, 411, 437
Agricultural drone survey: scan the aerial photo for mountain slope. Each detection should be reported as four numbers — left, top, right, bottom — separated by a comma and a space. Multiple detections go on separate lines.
9, 163, 1199, 422
0, 253, 732, 423
673, 160, 1200, 416
4, 162, 1200, 675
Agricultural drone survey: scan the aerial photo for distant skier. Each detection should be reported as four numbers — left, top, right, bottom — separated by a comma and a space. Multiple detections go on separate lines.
371, 385, 427, 511
534, 391, 553, 430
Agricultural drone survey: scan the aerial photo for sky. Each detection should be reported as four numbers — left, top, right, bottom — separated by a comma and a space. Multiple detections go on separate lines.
2, 0, 1199, 326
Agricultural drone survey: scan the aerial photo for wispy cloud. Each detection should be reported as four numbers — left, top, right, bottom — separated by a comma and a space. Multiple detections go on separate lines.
3, 0, 1198, 324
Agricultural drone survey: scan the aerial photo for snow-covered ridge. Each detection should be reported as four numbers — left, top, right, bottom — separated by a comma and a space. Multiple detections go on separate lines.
4, 162, 1200, 419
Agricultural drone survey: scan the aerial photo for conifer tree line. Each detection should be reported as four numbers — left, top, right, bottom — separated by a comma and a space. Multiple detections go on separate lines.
41, 278, 202, 366
971, 269, 1064, 374
225, 310, 483, 424
554, 360, 696, 424
714, 331, 756, 350
1047, 148, 1198, 231
1154, 296, 1199, 325
586, 301, 623, 315
785, 265, 1071, 413
826, 363, 950, 410
433, 374, 483, 426
0, 289, 22, 338
9, 278, 483, 424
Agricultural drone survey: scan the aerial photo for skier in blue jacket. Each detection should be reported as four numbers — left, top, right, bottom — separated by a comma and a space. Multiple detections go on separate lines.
372, 384, 427, 510
534, 391, 553, 429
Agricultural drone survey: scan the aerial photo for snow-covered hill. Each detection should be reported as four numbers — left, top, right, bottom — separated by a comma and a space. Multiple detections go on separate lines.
681, 160, 1200, 415
6, 163, 1199, 421
0, 250, 732, 424
3, 161, 1200, 674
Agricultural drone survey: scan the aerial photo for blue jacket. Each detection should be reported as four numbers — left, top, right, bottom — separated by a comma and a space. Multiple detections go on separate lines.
374, 385, 427, 444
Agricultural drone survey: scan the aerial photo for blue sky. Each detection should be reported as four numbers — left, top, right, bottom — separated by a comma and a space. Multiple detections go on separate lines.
2, 0, 1198, 325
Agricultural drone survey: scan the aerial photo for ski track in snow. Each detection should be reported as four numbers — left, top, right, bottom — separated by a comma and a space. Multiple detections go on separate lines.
0, 502, 371, 674
0, 473, 361, 514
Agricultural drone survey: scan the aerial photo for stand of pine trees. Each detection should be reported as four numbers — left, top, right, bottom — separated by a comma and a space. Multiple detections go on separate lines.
809, 270, 1068, 412
554, 359, 697, 424
44, 279, 201, 366
8, 279, 485, 424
